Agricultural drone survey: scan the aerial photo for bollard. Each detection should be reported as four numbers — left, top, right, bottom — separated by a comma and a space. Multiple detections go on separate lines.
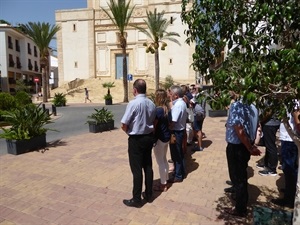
45, 109, 49, 116
52, 105, 57, 116
42, 104, 46, 112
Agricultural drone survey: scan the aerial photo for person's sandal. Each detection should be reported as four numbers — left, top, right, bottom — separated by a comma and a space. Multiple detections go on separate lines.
153, 184, 168, 192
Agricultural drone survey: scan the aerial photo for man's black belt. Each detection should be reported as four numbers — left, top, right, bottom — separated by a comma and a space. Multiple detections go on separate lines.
130, 132, 153, 137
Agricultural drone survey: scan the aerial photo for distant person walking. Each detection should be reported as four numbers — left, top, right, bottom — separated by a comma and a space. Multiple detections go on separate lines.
84, 88, 92, 103
121, 79, 156, 207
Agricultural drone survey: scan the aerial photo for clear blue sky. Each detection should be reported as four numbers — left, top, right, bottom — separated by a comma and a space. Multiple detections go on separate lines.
0, 0, 87, 49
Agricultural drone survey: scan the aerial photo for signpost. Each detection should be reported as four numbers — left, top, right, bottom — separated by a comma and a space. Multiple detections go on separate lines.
127, 74, 133, 81
127, 74, 133, 98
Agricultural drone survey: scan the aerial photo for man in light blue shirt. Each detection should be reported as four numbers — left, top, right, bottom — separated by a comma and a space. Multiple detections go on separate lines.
121, 79, 156, 207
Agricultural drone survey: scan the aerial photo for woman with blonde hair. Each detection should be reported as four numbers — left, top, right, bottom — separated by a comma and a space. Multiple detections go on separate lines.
153, 89, 171, 192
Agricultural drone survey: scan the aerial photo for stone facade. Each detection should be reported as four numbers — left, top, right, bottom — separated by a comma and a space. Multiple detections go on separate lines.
55, 0, 196, 86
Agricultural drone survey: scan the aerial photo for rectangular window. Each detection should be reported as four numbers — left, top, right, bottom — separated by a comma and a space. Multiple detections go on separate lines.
170, 16, 174, 25
27, 43, 32, 55
8, 36, 13, 49
73, 24, 76, 32
34, 61, 39, 71
16, 57, 21, 69
15, 40, 20, 52
74, 62, 78, 68
28, 59, 33, 70
169, 58, 173, 64
34, 46, 38, 57
9, 54, 14, 67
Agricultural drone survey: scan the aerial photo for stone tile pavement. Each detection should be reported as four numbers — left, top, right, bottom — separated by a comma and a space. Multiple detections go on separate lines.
0, 116, 292, 225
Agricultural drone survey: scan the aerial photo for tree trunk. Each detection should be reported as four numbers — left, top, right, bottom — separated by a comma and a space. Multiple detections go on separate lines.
41, 67, 47, 102
122, 45, 129, 103
282, 119, 300, 225
154, 49, 160, 91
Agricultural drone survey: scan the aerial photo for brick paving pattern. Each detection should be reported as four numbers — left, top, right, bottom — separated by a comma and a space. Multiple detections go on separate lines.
0, 116, 292, 225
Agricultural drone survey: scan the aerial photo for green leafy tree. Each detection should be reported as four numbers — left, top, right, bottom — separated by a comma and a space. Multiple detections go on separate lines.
20, 22, 60, 102
135, 9, 180, 91
102, 0, 135, 103
182, 0, 300, 222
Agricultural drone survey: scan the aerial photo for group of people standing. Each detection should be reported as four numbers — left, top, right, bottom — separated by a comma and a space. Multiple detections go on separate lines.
120, 79, 206, 207
120, 79, 299, 218
224, 90, 300, 217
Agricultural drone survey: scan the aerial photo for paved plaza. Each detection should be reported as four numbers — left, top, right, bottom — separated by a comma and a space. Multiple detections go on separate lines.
0, 115, 292, 224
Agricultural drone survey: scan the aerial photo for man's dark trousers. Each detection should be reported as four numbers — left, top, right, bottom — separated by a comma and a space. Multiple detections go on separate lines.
281, 141, 298, 204
170, 130, 186, 180
226, 143, 250, 214
263, 125, 279, 172
128, 134, 154, 201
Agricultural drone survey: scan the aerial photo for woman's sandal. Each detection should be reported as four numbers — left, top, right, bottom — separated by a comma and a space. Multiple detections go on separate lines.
153, 184, 168, 192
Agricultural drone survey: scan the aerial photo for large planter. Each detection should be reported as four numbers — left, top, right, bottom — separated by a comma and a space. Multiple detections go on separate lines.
88, 120, 114, 133
6, 134, 47, 155
105, 99, 112, 105
208, 109, 228, 117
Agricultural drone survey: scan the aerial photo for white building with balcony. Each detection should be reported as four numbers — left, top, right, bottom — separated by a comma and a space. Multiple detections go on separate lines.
0, 24, 42, 94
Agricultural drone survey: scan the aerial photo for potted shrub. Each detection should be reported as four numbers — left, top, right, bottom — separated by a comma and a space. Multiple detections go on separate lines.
104, 94, 113, 106
86, 107, 114, 133
52, 92, 67, 107
0, 103, 54, 155
102, 82, 115, 105
206, 90, 230, 117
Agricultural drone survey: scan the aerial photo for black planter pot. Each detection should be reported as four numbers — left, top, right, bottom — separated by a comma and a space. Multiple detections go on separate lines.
6, 134, 47, 155
88, 120, 114, 133
208, 109, 228, 117
105, 99, 112, 105
106, 120, 114, 131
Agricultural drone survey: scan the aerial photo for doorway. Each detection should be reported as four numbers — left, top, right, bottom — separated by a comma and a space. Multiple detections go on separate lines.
115, 54, 129, 79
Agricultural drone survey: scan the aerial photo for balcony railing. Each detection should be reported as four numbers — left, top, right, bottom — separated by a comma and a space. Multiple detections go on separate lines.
28, 64, 33, 70
9, 61, 15, 67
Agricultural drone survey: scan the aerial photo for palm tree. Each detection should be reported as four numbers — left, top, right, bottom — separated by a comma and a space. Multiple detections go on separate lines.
20, 22, 60, 102
102, 0, 135, 103
136, 9, 180, 90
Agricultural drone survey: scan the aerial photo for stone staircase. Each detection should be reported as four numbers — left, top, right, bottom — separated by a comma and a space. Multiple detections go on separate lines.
50, 77, 157, 104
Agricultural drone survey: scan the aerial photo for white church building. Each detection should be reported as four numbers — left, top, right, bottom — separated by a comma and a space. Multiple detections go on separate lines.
55, 0, 196, 86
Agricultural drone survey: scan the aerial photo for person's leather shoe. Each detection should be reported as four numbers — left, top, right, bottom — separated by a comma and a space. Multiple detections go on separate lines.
123, 198, 142, 208
142, 192, 153, 203
224, 207, 246, 218
167, 178, 183, 183
226, 180, 233, 186
224, 187, 235, 193
271, 198, 294, 208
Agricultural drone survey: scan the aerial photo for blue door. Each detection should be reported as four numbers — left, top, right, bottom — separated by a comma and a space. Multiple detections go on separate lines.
116, 54, 129, 79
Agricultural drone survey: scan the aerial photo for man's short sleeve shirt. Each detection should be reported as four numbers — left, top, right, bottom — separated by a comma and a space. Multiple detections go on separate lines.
121, 94, 156, 135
